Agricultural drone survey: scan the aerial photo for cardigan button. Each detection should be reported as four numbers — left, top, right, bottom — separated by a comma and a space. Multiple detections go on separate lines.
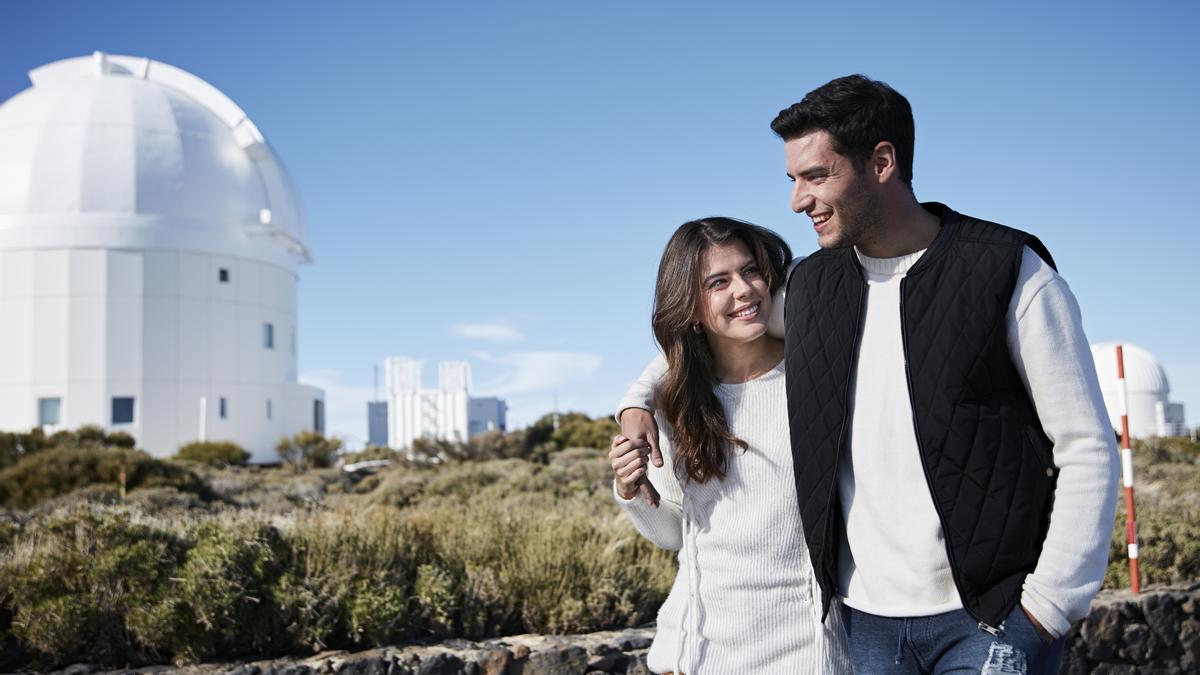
1045, 467, 1054, 477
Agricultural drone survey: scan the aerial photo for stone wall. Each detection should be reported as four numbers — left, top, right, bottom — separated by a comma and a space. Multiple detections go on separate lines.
1061, 582, 1200, 674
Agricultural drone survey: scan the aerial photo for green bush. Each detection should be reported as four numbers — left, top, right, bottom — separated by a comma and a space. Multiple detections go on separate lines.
553, 413, 619, 452
137, 518, 291, 661
0, 445, 213, 510
0, 428, 49, 470
275, 508, 423, 650
176, 440, 251, 467
48, 425, 136, 449
1, 426, 138, 471
1103, 439, 1200, 589
1134, 435, 1200, 464
277, 431, 342, 469
0, 506, 188, 668
341, 445, 400, 464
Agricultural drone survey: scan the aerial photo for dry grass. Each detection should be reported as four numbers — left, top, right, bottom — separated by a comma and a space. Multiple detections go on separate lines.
0, 447, 674, 669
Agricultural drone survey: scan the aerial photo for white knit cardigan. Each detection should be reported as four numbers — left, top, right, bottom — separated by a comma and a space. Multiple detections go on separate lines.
615, 360, 852, 674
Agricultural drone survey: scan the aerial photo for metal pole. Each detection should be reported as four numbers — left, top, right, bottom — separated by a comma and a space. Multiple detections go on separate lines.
1116, 344, 1140, 593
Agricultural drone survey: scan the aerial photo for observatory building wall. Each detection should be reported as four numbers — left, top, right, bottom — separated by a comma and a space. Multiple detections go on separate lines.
0, 248, 303, 459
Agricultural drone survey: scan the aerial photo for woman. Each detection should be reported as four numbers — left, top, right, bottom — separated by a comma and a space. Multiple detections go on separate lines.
610, 217, 851, 674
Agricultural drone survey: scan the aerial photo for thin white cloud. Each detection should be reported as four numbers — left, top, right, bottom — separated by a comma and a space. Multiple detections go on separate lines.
480, 351, 604, 396
451, 322, 524, 343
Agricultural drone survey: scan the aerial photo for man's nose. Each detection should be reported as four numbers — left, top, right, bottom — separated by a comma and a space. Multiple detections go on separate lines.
791, 184, 813, 214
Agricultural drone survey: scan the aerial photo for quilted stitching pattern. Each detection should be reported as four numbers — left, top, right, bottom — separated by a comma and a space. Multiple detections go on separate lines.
785, 206, 1058, 627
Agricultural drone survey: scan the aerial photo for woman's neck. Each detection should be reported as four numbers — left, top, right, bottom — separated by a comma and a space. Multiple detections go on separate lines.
710, 335, 784, 384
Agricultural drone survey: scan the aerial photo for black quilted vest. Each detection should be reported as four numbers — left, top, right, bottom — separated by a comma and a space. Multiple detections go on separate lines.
784, 203, 1059, 631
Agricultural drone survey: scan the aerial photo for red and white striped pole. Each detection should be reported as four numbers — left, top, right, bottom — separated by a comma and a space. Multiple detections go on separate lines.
1116, 344, 1140, 593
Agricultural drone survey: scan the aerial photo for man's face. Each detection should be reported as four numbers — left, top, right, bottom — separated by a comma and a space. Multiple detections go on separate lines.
784, 131, 883, 250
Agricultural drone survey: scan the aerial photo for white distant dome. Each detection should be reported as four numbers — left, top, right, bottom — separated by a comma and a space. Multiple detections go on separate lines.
1090, 342, 1179, 438
1090, 342, 1169, 396
0, 51, 310, 266
0, 53, 324, 462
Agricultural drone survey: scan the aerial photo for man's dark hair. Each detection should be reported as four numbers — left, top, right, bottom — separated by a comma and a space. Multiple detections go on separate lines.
771, 74, 915, 188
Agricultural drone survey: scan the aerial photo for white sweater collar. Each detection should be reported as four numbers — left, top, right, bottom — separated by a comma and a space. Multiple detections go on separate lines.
854, 247, 928, 277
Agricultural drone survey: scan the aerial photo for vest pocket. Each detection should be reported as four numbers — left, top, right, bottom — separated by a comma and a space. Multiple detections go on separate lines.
1022, 425, 1058, 480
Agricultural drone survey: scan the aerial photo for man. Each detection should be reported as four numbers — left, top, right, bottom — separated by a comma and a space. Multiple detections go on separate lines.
616, 75, 1117, 674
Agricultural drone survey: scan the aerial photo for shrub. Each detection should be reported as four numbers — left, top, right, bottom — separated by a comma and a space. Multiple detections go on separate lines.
277, 431, 342, 469
275, 508, 423, 650
341, 445, 399, 465
1103, 441, 1200, 589
1, 426, 139, 471
48, 425, 136, 449
0, 506, 188, 668
0, 445, 213, 510
553, 413, 619, 451
1135, 436, 1200, 464
176, 440, 250, 467
0, 428, 49, 470
0, 451, 706, 666
136, 517, 291, 661
469, 430, 526, 459
521, 412, 621, 461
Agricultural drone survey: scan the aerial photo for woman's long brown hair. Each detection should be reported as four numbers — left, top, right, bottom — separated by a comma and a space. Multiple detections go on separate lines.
652, 217, 791, 484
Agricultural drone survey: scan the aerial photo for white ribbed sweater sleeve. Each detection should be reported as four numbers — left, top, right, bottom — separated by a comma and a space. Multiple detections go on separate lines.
613, 417, 684, 551
1008, 248, 1120, 637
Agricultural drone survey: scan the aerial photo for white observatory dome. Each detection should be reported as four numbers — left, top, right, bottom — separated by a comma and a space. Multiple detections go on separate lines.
0, 53, 324, 462
1090, 342, 1180, 438
1091, 342, 1169, 397
0, 51, 310, 266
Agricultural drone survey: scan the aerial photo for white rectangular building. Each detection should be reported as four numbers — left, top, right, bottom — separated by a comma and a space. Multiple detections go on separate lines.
382, 357, 506, 455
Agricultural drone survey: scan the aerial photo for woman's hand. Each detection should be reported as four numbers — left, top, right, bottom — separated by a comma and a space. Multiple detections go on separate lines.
609, 434, 653, 502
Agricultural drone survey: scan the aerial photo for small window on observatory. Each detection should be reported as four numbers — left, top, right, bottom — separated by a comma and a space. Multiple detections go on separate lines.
38, 397, 61, 426
266, 399, 273, 420
112, 397, 135, 425
264, 323, 275, 349
219, 397, 228, 419
219, 268, 230, 283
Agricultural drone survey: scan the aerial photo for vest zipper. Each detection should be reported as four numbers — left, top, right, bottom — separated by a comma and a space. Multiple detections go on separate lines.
898, 277, 1002, 637
824, 275, 869, 617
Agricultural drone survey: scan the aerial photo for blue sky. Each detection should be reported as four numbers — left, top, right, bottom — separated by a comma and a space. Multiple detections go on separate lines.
3, 1, 1197, 444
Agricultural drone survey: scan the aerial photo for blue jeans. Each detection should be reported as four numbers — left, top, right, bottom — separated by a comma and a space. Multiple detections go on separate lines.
843, 605, 1066, 674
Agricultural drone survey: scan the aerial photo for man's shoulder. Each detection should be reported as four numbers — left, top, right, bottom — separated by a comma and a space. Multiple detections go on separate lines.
940, 206, 1057, 272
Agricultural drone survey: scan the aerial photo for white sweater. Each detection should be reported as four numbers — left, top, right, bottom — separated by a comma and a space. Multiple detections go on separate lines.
615, 360, 852, 674
618, 247, 1118, 639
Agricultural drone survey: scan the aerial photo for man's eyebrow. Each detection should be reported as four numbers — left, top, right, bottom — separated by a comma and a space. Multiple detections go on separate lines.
797, 165, 831, 179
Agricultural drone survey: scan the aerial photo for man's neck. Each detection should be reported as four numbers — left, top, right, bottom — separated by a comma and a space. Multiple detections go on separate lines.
857, 199, 941, 259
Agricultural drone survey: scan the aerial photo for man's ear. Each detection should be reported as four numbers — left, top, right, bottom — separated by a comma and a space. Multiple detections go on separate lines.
871, 141, 897, 184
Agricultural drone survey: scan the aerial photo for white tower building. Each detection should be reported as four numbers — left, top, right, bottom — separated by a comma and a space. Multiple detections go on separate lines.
382, 357, 506, 454
1090, 342, 1187, 438
0, 53, 324, 462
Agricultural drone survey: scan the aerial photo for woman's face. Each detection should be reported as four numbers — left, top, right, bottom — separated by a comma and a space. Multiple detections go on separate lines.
695, 240, 772, 345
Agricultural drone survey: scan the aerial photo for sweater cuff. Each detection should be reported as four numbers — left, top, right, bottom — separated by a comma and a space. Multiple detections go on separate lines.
612, 479, 641, 505
1020, 587, 1070, 639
